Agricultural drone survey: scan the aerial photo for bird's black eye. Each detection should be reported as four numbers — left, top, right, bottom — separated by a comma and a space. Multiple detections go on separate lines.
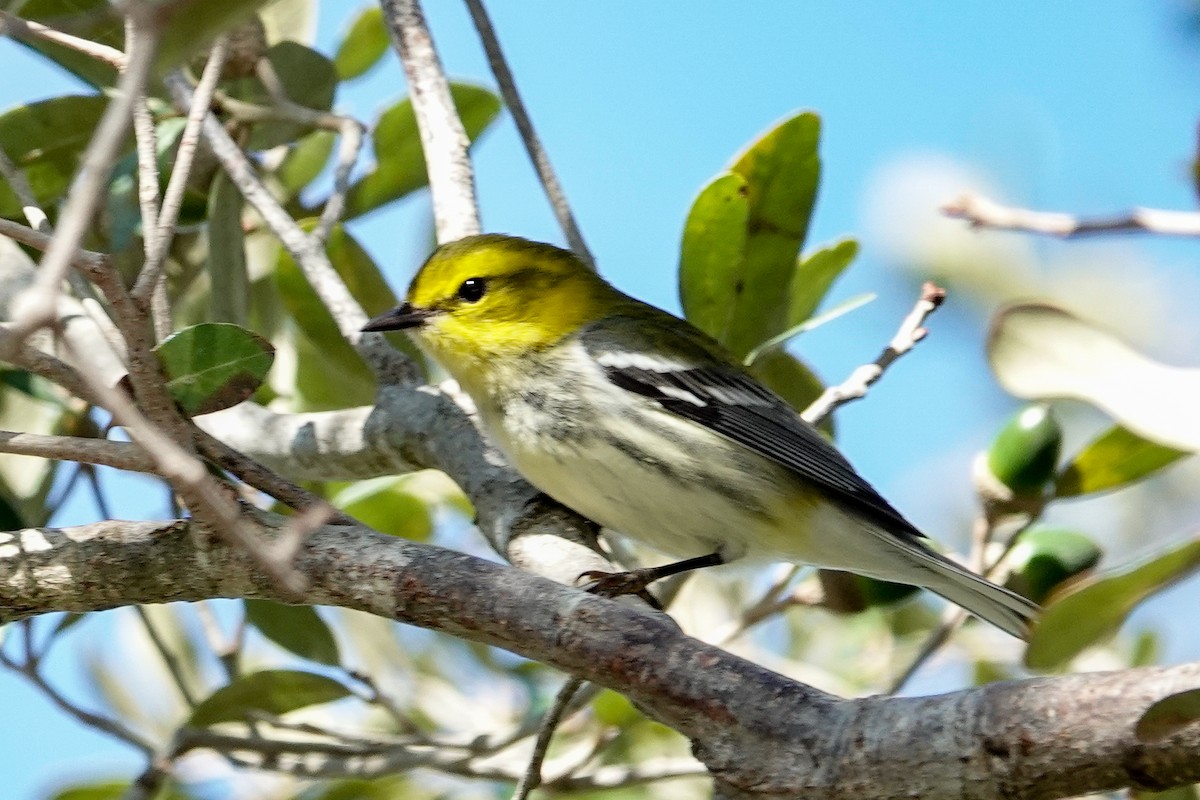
457, 277, 486, 303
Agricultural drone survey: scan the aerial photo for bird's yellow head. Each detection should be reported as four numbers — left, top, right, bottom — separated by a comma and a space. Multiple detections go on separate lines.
363, 234, 621, 375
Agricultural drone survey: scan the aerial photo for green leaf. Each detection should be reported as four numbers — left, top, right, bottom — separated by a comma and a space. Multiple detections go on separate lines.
787, 238, 859, 329
276, 130, 336, 197
244, 600, 340, 666
207, 173, 250, 326
345, 84, 501, 218
1056, 425, 1189, 498
334, 6, 389, 80
156, 323, 275, 415
189, 669, 351, 726
330, 476, 433, 541
1026, 536, 1200, 670
156, 0, 276, 74
276, 223, 416, 409
225, 42, 339, 151
744, 292, 875, 367
0, 96, 109, 218
678, 172, 749, 342
724, 111, 822, 359
989, 304, 1200, 453
14, 1, 122, 88
1136, 689, 1200, 743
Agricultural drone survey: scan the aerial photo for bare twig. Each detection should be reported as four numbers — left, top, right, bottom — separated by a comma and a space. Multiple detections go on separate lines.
0, 145, 50, 234
513, 675, 584, 800
0, 430, 154, 473
0, 11, 125, 67
943, 192, 1200, 238
802, 282, 946, 425
381, 0, 482, 242
463, 0, 592, 267
131, 35, 231, 308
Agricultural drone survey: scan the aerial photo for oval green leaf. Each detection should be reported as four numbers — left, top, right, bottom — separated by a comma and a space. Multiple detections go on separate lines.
723, 111, 822, 359
0, 96, 109, 217
344, 84, 501, 218
330, 476, 433, 541
678, 172, 749, 343
188, 669, 351, 726
986, 404, 1063, 496
1055, 425, 1189, 498
989, 304, 1200, 453
787, 238, 859, 329
334, 6, 389, 80
155, 323, 275, 415
244, 599, 340, 666
207, 172, 250, 326
1026, 536, 1200, 670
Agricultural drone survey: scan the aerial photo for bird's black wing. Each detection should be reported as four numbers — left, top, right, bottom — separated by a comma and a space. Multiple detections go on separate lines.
582, 316, 924, 541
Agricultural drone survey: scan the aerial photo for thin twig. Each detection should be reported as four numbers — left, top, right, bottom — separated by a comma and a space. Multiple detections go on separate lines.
0, 145, 51, 234
381, 0, 482, 242
0, 10, 125, 67
133, 606, 199, 707
463, 0, 592, 267
943, 192, 1200, 238
7, 22, 160, 344
513, 676, 584, 800
802, 282, 946, 425
131, 35, 230, 307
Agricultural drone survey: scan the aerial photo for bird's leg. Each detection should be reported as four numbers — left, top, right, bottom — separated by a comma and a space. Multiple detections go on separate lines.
580, 552, 724, 598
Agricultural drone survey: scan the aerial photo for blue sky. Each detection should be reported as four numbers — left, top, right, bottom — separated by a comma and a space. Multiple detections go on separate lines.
3, 2, 1200, 797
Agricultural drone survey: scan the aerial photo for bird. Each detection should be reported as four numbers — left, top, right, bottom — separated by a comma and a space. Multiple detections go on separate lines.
363, 233, 1039, 638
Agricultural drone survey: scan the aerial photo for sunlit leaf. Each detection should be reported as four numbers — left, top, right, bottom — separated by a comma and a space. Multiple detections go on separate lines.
344, 84, 501, 218
1136, 689, 1200, 743
678, 172, 749, 343
331, 476, 433, 541
989, 304, 1200, 453
244, 600, 340, 666
207, 173, 250, 325
276, 130, 336, 197
744, 292, 874, 367
723, 111, 822, 359
334, 6, 389, 80
1026, 536, 1200, 670
1055, 425, 1189, 498
156, 323, 275, 415
189, 669, 352, 726
787, 238, 859, 329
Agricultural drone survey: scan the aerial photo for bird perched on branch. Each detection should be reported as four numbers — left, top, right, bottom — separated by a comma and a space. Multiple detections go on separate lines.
363, 234, 1039, 639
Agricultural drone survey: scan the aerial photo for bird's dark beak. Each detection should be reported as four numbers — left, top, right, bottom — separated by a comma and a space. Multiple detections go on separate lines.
362, 303, 435, 332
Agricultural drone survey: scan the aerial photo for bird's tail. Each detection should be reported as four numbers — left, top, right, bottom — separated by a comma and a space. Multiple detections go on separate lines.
900, 543, 1039, 639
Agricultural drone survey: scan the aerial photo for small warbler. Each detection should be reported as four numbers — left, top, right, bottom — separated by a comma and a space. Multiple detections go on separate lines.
364, 234, 1038, 639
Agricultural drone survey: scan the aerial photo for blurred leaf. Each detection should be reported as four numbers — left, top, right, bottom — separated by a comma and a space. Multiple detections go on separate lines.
47, 781, 128, 800
0, 369, 66, 407
787, 238, 859, 328
334, 6, 389, 80
244, 600, 340, 666
1055, 425, 1189, 498
276, 129, 336, 197
985, 404, 1063, 496
723, 111, 822, 359
207, 173, 250, 325
745, 292, 874, 367
331, 476, 432, 540
853, 574, 919, 607
225, 42, 338, 151
1026, 536, 1200, 670
156, 323, 275, 415
592, 689, 640, 727
345, 84, 501, 218
52, 612, 87, 637
14, 1, 122, 88
1004, 526, 1101, 604
189, 669, 351, 726
1132, 787, 1200, 800
678, 172, 749, 342
156, 0, 275, 74
989, 304, 1200, 452
747, 349, 829, 433
1136, 689, 1200, 743
0, 96, 109, 218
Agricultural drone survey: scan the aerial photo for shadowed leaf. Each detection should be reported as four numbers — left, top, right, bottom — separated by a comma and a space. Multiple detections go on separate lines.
1136, 689, 1200, 743
189, 669, 351, 726
156, 323, 275, 415
245, 600, 340, 666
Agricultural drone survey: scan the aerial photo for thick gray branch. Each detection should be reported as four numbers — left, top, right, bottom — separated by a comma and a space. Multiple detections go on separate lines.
1, 518, 1197, 800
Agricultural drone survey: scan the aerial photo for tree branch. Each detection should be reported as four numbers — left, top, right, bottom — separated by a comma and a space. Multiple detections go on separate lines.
943, 192, 1200, 238
2, 518, 1198, 800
